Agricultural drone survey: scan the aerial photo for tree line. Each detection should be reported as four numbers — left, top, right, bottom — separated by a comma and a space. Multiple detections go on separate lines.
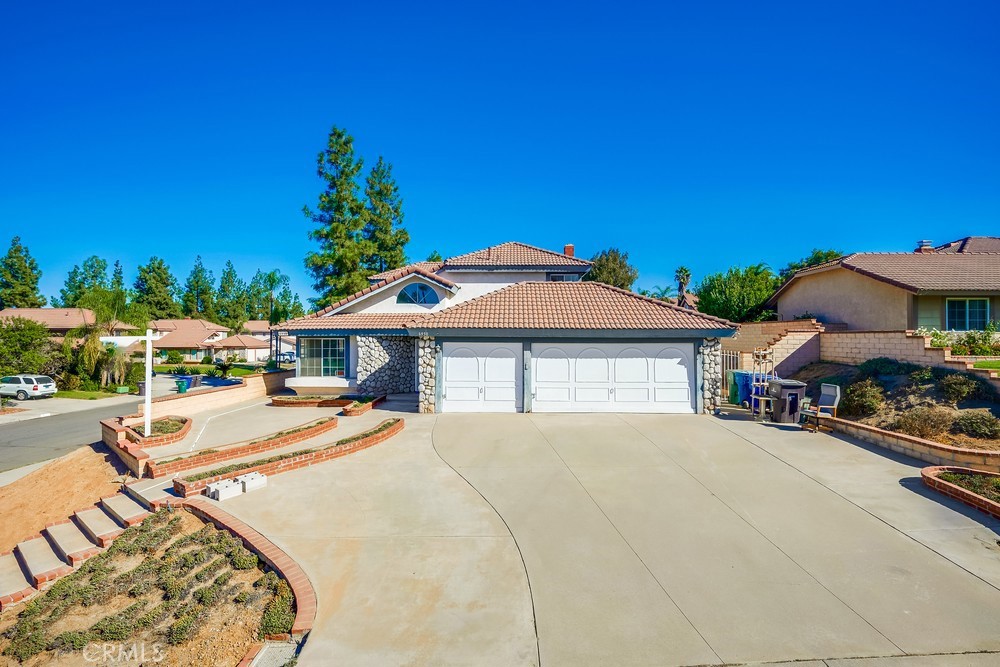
0, 238, 306, 331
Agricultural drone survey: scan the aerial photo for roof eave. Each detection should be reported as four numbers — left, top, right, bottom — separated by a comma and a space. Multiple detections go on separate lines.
405, 327, 737, 339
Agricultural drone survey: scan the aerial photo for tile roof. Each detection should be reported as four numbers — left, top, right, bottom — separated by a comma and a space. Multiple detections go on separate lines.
150, 318, 229, 332
0, 308, 137, 331
444, 242, 591, 268
278, 312, 417, 332
406, 282, 736, 331
768, 251, 1000, 305
288, 267, 457, 323
242, 320, 273, 334
150, 319, 230, 349
934, 236, 1000, 253
213, 334, 269, 349
368, 262, 444, 282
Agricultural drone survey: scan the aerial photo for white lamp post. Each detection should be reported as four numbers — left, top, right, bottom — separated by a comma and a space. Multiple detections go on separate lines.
144, 328, 152, 437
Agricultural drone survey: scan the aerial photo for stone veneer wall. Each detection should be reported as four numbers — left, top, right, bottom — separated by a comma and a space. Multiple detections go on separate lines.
700, 338, 722, 413
356, 335, 415, 395
417, 336, 437, 413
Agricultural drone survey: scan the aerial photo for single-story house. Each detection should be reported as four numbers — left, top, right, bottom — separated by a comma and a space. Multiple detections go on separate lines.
766, 237, 1000, 331
212, 334, 270, 363
149, 318, 230, 361
275, 242, 737, 414
0, 308, 136, 336
244, 320, 294, 355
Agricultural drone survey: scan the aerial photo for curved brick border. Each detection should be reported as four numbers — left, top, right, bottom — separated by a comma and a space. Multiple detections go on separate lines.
271, 396, 354, 408
147, 418, 339, 478
185, 498, 316, 640
820, 416, 1000, 473
174, 419, 404, 497
342, 395, 386, 417
124, 415, 192, 447
921, 466, 1000, 520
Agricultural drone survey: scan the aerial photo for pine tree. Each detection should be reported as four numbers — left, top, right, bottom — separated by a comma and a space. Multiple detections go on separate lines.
133, 257, 181, 319
289, 293, 306, 319
216, 261, 250, 330
426, 250, 444, 262
276, 283, 306, 322
362, 156, 409, 273
111, 260, 125, 294
181, 256, 217, 320
56, 255, 109, 307
0, 236, 46, 309
303, 126, 370, 306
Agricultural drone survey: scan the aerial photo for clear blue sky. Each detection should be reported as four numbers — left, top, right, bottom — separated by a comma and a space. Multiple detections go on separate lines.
2, 1, 998, 305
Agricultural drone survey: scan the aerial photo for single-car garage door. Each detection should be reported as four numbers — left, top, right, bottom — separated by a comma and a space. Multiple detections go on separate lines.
441, 342, 523, 413
531, 342, 695, 413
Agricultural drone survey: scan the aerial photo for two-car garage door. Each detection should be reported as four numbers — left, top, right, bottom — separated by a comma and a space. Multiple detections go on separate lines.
440, 341, 695, 413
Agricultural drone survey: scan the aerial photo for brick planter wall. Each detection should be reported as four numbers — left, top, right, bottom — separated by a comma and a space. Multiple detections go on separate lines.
123, 415, 192, 447
147, 418, 339, 478
173, 419, 405, 497
139, 370, 295, 419
341, 395, 386, 417
820, 416, 1000, 473
921, 466, 1000, 520
271, 396, 354, 408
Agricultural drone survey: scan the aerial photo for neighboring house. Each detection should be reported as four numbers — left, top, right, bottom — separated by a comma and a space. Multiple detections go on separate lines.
212, 334, 270, 363
244, 320, 294, 355
149, 318, 231, 361
275, 242, 737, 414
0, 308, 136, 337
766, 237, 1000, 331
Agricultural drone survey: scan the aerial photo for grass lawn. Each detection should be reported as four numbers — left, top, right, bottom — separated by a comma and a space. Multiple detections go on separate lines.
152, 365, 258, 377
55, 390, 118, 400
973, 360, 1000, 370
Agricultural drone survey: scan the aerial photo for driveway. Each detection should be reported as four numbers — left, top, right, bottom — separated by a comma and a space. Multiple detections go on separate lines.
217, 410, 1000, 667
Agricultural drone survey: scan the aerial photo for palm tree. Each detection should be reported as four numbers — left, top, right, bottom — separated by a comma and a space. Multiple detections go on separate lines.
68, 287, 149, 387
648, 285, 677, 300
675, 266, 693, 309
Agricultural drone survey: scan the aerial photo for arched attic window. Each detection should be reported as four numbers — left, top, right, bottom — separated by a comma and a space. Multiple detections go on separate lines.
397, 283, 440, 305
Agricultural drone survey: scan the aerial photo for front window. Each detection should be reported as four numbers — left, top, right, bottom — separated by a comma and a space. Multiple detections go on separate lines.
300, 337, 346, 377
946, 298, 990, 331
548, 273, 580, 282
397, 283, 439, 305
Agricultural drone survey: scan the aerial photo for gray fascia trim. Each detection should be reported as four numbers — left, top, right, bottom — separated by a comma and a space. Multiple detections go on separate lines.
442, 265, 590, 273
406, 327, 736, 339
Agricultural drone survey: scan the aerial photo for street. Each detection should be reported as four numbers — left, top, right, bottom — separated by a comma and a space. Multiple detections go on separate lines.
0, 402, 136, 473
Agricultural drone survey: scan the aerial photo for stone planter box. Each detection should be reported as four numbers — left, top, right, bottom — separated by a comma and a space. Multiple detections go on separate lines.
147, 417, 339, 478
173, 419, 404, 497
921, 466, 1000, 520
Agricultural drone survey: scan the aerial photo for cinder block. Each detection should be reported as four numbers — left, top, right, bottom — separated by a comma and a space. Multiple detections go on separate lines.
235, 472, 267, 493
206, 479, 241, 501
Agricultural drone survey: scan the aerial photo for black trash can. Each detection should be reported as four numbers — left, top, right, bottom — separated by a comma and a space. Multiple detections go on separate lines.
137, 381, 147, 397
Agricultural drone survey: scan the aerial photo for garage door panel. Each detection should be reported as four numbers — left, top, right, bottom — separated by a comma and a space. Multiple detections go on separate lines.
441, 342, 522, 413
533, 342, 695, 414
446, 349, 480, 382
485, 386, 517, 402
485, 350, 517, 382
446, 386, 481, 402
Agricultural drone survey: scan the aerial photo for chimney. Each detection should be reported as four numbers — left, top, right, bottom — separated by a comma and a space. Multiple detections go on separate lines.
563, 244, 575, 257
915, 239, 935, 254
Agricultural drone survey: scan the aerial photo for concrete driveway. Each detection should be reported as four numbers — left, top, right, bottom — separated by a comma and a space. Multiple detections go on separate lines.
217, 408, 1000, 667
434, 413, 1000, 667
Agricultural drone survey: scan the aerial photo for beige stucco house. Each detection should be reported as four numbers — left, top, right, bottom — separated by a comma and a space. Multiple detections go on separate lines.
766, 237, 1000, 331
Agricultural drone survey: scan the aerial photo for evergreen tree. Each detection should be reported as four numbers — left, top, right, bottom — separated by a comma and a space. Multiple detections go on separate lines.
276, 284, 306, 321
133, 257, 181, 319
56, 255, 108, 307
362, 156, 409, 273
216, 261, 250, 330
583, 248, 639, 291
0, 237, 46, 309
779, 248, 844, 280
303, 126, 370, 306
181, 256, 217, 320
426, 250, 444, 262
288, 292, 306, 319
695, 264, 779, 322
110, 260, 125, 294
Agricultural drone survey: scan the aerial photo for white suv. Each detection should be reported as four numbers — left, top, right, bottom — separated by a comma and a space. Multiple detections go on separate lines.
0, 375, 57, 401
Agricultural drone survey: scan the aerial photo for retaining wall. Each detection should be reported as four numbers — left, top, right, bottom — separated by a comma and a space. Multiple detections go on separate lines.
139, 370, 294, 419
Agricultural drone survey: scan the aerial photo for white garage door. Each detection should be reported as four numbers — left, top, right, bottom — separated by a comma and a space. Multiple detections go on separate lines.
441, 342, 523, 413
531, 342, 695, 413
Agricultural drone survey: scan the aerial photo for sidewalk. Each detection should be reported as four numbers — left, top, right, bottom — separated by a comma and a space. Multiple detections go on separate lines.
0, 394, 139, 425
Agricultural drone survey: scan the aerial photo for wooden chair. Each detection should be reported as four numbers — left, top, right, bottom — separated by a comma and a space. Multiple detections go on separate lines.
800, 383, 841, 432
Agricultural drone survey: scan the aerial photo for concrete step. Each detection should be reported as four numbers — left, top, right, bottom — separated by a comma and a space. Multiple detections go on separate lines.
0, 553, 33, 611
75, 507, 124, 547
125, 478, 180, 511
101, 493, 150, 527
15, 537, 70, 587
44, 521, 99, 566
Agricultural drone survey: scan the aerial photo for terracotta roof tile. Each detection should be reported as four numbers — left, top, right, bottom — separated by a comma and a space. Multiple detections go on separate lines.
278, 313, 415, 332
406, 282, 736, 331
934, 236, 1000, 253
213, 334, 269, 349
368, 262, 444, 282
0, 308, 137, 332
303, 267, 457, 321
444, 242, 591, 268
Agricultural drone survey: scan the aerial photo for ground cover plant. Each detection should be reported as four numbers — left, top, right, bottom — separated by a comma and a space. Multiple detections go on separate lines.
938, 471, 1000, 505
0, 509, 294, 665
249, 418, 335, 445
185, 418, 401, 482
133, 417, 187, 437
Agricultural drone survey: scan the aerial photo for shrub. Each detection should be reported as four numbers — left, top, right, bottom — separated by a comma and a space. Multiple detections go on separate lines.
166, 350, 184, 365
893, 407, 954, 439
839, 379, 885, 417
170, 365, 189, 375
259, 580, 295, 637
230, 546, 259, 570
59, 372, 82, 391
168, 612, 201, 645
202, 355, 214, 364
953, 411, 1000, 439
908, 367, 935, 385
857, 357, 920, 377
80, 377, 101, 392
940, 373, 981, 403
235, 590, 251, 604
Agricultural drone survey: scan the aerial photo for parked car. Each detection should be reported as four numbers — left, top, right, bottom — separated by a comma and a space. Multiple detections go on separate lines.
0, 375, 58, 400
276, 352, 296, 364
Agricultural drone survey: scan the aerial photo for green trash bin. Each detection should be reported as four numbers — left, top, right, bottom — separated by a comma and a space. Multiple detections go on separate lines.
727, 371, 738, 405
176, 379, 188, 394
